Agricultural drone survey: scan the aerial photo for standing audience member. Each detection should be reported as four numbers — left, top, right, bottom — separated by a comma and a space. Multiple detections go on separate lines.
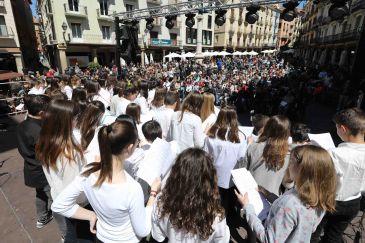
168, 92, 205, 150
152, 148, 230, 242
17, 95, 52, 228
311, 108, 365, 243
236, 145, 337, 243
36, 100, 90, 242
52, 120, 161, 243
240, 115, 290, 196
201, 93, 217, 133
153, 91, 179, 139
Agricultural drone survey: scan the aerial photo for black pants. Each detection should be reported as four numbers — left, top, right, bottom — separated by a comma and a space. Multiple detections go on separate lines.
311, 197, 361, 243
64, 204, 95, 243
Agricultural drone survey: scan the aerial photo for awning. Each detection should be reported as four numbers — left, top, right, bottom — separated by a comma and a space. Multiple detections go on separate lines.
0, 72, 23, 81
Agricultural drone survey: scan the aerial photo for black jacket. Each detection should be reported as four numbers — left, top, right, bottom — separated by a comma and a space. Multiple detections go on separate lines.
16, 117, 48, 188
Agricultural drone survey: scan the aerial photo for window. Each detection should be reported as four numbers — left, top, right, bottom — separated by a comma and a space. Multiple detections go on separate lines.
100, 0, 108, 15
71, 23, 82, 38
68, 0, 79, 11
208, 15, 212, 29
150, 31, 158, 38
186, 28, 197, 44
125, 4, 134, 12
102, 26, 110, 40
203, 30, 212, 45
0, 16, 8, 37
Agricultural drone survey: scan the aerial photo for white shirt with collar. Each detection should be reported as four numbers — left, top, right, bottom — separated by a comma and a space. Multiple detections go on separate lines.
330, 142, 365, 201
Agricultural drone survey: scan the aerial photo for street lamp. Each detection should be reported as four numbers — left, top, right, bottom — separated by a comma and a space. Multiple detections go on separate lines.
62, 22, 71, 44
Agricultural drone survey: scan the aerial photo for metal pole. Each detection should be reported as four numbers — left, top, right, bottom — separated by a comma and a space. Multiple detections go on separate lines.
115, 17, 121, 79
195, 14, 204, 63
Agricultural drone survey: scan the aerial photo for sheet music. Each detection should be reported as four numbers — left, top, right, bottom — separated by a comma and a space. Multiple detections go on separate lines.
231, 168, 264, 215
308, 133, 335, 150
239, 126, 254, 137
136, 138, 174, 185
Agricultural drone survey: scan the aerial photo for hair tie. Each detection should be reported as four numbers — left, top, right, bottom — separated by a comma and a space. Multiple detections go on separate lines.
106, 125, 112, 134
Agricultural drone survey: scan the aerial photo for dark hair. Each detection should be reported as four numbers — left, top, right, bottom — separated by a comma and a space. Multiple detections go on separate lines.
291, 123, 310, 143
207, 106, 240, 143
251, 114, 270, 136
36, 99, 83, 170
125, 103, 141, 124
333, 108, 365, 136
115, 114, 137, 128
164, 90, 179, 106
80, 101, 105, 150
48, 89, 68, 100
72, 87, 88, 125
85, 80, 100, 100
258, 115, 290, 170
142, 120, 162, 142
123, 84, 137, 98
151, 87, 167, 108
82, 120, 138, 187
158, 148, 224, 240
179, 92, 203, 122
138, 81, 149, 99
23, 94, 50, 116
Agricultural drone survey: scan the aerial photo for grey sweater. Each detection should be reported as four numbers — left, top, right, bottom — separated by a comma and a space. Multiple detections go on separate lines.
239, 142, 290, 196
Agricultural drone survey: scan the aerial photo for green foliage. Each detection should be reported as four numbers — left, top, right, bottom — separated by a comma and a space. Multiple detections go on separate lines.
87, 62, 101, 71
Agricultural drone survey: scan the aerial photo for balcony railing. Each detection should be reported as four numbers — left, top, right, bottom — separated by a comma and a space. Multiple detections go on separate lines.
313, 28, 363, 44
64, 4, 88, 17
230, 16, 235, 23
147, 0, 162, 4
96, 9, 116, 21
0, 25, 14, 38
70, 34, 115, 44
351, 0, 365, 13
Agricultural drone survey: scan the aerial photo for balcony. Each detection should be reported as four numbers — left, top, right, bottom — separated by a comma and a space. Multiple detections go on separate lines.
314, 28, 363, 44
96, 9, 116, 21
238, 18, 243, 25
64, 4, 88, 18
70, 34, 115, 45
0, 25, 14, 38
351, 0, 365, 13
147, 0, 162, 4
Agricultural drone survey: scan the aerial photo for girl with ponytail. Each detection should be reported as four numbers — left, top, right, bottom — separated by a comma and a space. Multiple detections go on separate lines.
52, 120, 161, 243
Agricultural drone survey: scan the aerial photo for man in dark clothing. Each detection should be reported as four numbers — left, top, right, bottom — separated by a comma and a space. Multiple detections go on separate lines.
17, 94, 52, 228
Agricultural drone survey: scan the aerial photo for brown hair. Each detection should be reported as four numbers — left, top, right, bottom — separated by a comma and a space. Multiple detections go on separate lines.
80, 101, 105, 150
151, 87, 167, 108
126, 103, 141, 124
179, 92, 203, 122
200, 93, 215, 122
207, 106, 240, 143
291, 145, 336, 212
258, 115, 290, 170
36, 99, 83, 170
333, 107, 365, 136
82, 120, 138, 187
158, 148, 224, 240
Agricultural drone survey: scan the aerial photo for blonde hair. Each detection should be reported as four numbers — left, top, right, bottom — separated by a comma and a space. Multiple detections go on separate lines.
200, 93, 215, 122
292, 145, 336, 212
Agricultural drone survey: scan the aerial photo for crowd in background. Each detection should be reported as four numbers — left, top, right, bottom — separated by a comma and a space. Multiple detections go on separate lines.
12, 54, 365, 243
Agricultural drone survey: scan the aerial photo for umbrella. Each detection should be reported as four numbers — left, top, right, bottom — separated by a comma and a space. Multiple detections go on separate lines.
261, 50, 270, 54
248, 50, 258, 56
164, 52, 182, 58
242, 51, 250, 55
232, 51, 243, 56
218, 51, 231, 56
181, 52, 196, 58
144, 53, 149, 65
203, 51, 213, 57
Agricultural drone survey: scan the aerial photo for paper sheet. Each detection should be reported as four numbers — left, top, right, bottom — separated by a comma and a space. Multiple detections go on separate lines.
239, 126, 254, 137
136, 138, 175, 185
231, 168, 264, 215
308, 133, 335, 150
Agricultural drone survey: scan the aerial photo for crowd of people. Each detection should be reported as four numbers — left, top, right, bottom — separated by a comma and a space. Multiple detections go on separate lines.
13, 55, 365, 243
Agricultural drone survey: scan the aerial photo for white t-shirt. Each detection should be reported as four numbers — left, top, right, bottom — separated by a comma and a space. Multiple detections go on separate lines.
167, 111, 205, 151
153, 107, 175, 139
202, 113, 217, 133
115, 97, 131, 116
52, 172, 152, 243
